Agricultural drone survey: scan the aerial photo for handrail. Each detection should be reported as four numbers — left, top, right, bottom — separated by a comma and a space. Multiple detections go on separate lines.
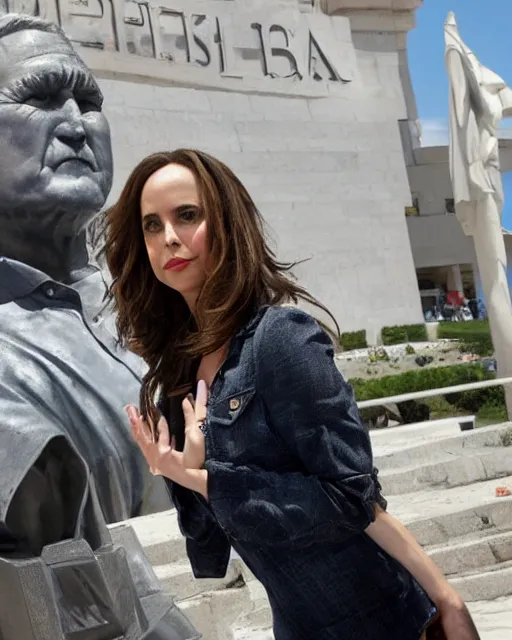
357, 376, 512, 409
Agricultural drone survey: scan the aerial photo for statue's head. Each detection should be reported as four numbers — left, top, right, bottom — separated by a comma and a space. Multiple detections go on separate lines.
0, 14, 113, 235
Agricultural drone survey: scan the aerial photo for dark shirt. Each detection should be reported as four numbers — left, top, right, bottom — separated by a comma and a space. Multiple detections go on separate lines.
0, 257, 169, 552
167, 305, 437, 640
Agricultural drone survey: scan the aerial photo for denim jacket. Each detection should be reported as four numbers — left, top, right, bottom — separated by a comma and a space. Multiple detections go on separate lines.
166, 305, 436, 640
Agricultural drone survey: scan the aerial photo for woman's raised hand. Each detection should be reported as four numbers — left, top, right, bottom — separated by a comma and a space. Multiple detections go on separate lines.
125, 380, 209, 498
126, 404, 180, 478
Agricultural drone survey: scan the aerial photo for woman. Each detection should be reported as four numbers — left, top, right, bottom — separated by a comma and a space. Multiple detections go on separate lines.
107, 149, 479, 640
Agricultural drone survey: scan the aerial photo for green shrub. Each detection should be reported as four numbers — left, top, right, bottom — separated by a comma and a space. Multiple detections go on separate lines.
381, 323, 427, 345
459, 336, 494, 357
350, 363, 491, 402
478, 401, 508, 425
351, 362, 507, 424
351, 363, 509, 427
340, 329, 367, 351
445, 386, 504, 413
438, 320, 490, 340
438, 320, 494, 356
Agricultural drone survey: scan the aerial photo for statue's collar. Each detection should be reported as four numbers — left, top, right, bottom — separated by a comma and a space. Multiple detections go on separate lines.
0, 257, 102, 304
0, 257, 52, 303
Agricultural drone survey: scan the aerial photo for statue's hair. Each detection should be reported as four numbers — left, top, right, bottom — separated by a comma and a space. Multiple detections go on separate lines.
0, 13, 71, 44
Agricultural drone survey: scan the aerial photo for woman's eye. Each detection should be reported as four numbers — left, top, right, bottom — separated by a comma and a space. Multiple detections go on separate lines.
179, 209, 199, 222
144, 219, 161, 233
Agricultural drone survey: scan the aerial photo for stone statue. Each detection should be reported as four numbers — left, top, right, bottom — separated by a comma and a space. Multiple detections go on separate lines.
445, 11, 512, 416
0, 13, 199, 639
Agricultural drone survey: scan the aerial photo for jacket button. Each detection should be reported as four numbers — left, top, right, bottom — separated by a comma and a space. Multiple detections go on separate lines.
229, 398, 240, 411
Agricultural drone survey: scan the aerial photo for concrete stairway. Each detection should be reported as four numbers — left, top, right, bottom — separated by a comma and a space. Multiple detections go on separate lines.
116, 420, 512, 640
379, 422, 512, 604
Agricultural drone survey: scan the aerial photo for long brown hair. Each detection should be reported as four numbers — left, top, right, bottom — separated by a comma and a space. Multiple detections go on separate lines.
106, 149, 338, 423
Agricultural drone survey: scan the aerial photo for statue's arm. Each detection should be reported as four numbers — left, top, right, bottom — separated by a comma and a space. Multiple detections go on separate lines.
1, 430, 88, 557
0, 378, 88, 555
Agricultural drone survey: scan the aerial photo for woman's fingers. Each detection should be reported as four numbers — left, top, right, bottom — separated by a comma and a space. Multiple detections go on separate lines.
182, 394, 196, 430
125, 405, 140, 425
125, 405, 153, 446
181, 382, 208, 431
139, 416, 154, 443
196, 380, 208, 424
125, 406, 183, 479
157, 415, 170, 448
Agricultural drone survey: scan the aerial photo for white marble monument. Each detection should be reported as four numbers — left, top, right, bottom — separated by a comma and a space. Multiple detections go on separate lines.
445, 11, 512, 416
0, 0, 427, 338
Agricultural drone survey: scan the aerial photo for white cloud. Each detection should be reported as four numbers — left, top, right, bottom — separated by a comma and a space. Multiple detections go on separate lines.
419, 118, 449, 146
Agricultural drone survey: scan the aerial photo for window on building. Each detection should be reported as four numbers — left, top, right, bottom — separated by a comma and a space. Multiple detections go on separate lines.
445, 198, 455, 214
405, 196, 420, 217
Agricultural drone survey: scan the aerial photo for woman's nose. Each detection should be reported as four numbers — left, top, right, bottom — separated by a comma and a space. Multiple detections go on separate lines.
164, 222, 180, 247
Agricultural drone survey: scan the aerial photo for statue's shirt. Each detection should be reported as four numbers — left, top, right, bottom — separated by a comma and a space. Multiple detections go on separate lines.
0, 257, 168, 540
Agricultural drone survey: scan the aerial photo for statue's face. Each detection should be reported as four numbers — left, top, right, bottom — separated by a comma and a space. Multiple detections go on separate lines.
0, 28, 113, 231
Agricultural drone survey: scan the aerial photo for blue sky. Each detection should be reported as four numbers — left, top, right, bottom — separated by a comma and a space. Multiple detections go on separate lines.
408, 0, 512, 228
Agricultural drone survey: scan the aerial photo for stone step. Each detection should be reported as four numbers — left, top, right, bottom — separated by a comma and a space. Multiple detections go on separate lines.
182, 585, 512, 640
229, 563, 272, 628
370, 418, 464, 456
374, 422, 512, 471
388, 475, 512, 546
427, 528, 512, 576
449, 559, 512, 602
154, 560, 243, 601
232, 607, 273, 637
468, 596, 512, 640
232, 626, 274, 640
176, 557, 512, 639
176, 575, 273, 640
120, 509, 185, 567
380, 447, 512, 495
179, 588, 253, 640
176, 571, 512, 640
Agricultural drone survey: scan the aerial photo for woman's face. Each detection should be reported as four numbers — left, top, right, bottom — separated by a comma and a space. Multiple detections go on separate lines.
140, 163, 208, 309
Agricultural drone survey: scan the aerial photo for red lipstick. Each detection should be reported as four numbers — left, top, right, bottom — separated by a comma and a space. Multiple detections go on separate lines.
164, 258, 192, 271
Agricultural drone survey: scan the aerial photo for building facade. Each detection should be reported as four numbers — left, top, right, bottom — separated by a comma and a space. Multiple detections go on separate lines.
4, 0, 429, 340
405, 139, 512, 316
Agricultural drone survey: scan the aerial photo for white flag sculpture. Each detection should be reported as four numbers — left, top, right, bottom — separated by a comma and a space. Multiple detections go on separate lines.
445, 11, 512, 416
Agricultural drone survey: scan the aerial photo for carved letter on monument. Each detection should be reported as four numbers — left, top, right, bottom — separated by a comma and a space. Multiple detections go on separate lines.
0, 0, 358, 96
124, 0, 156, 58
182, 13, 212, 68
59, 0, 120, 51
151, 9, 187, 62
251, 21, 304, 80
215, 14, 243, 78
309, 31, 347, 82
